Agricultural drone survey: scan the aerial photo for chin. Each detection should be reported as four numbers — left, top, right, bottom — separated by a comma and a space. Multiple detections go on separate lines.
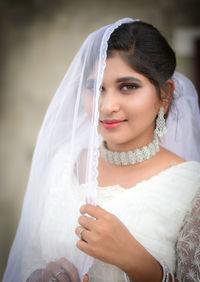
104, 137, 131, 147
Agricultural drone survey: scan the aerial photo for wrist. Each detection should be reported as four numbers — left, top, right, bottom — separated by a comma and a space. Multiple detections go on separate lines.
124, 258, 177, 282
119, 240, 162, 282
124, 265, 177, 282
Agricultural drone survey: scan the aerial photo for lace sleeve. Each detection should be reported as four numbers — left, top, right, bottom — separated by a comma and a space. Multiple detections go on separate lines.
176, 189, 200, 281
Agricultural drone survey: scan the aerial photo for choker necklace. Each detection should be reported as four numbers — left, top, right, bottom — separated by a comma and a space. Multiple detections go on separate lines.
101, 138, 160, 166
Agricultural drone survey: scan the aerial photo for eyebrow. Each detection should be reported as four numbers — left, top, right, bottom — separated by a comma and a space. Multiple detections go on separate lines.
86, 76, 142, 85
86, 78, 95, 84
116, 77, 142, 83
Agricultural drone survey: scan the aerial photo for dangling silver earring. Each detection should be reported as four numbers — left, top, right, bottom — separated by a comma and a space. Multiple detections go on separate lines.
155, 107, 167, 137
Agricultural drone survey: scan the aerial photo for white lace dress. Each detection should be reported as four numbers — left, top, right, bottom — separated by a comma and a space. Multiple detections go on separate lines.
24, 161, 200, 282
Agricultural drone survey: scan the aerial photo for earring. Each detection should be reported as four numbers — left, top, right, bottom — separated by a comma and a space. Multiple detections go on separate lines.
155, 107, 167, 137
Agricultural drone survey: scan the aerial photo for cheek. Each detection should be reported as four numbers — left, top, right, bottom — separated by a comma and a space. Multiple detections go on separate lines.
84, 92, 93, 119
126, 91, 159, 118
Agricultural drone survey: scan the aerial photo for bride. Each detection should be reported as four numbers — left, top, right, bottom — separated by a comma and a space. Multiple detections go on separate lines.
3, 18, 200, 282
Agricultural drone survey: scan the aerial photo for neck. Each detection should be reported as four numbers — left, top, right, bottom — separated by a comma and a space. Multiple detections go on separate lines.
105, 131, 155, 152
101, 136, 159, 166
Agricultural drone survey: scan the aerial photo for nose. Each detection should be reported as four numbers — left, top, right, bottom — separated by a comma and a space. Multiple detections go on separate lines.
99, 90, 120, 115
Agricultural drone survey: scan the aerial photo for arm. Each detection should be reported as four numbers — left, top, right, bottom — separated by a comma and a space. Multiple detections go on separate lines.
176, 190, 200, 282
76, 204, 178, 282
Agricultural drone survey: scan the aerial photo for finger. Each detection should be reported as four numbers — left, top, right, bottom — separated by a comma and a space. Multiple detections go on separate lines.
26, 269, 45, 282
45, 261, 71, 282
75, 226, 90, 242
78, 215, 96, 230
59, 258, 80, 282
40, 269, 53, 282
45, 261, 59, 281
80, 204, 107, 218
83, 274, 89, 282
53, 270, 70, 282
76, 239, 92, 256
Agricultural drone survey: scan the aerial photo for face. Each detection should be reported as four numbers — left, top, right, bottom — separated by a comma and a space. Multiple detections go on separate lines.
97, 53, 162, 152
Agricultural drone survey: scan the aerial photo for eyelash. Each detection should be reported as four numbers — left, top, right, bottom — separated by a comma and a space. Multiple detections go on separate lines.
119, 83, 140, 92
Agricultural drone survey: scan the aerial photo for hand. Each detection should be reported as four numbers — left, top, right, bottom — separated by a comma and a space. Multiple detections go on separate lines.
75, 205, 165, 282
75, 204, 137, 270
26, 257, 81, 282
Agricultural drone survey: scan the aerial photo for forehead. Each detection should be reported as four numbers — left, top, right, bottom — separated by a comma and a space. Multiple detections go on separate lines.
104, 55, 135, 77
102, 54, 149, 85
87, 53, 133, 78
87, 52, 151, 87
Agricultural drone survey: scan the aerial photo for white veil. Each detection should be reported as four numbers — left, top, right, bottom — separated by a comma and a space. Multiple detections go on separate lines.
3, 18, 135, 282
162, 72, 200, 161
3, 18, 200, 282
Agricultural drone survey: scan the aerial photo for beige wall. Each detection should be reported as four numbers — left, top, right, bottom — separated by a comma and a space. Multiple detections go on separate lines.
0, 0, 199, 279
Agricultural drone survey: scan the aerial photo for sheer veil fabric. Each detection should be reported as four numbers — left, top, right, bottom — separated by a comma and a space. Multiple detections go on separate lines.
3, 18, 200, 282
162, 72, 200, 161
3, 17, 135, 282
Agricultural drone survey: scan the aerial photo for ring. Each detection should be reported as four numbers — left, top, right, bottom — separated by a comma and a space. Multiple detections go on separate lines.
78, 228, 85, 240
55, 268, 66, 279
49, 268, 66, 282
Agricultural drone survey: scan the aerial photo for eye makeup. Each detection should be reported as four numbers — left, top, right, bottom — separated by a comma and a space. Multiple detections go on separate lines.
119, 82, 141, 92
86, 76, 142, 93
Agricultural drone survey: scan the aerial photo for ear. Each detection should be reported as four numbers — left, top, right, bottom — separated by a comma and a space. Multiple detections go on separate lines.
160, 79, 175, 114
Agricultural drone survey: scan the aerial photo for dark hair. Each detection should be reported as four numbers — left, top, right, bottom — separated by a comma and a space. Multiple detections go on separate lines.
107, 21, 176, 98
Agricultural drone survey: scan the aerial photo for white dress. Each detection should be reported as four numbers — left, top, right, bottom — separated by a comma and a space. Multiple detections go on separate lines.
24, 161, 200, 282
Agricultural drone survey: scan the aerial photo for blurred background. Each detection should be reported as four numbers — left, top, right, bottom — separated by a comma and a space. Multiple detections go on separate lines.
0, 0, 200, 279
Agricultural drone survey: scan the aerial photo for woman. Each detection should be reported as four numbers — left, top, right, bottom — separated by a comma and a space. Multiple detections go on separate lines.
3, 18, 200, 282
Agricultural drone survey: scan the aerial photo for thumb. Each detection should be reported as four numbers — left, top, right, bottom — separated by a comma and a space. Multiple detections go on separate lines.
83, 274, 88, 282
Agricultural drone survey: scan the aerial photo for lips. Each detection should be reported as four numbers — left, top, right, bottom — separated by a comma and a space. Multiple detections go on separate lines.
101, 119, 124, 130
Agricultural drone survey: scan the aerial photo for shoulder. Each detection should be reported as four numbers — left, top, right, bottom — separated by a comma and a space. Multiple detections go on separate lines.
158, 147, 200, 172
158, 148, 200, 189
145, 147, 185, 177
158, 147, 185, 166
146, 146, 200, 183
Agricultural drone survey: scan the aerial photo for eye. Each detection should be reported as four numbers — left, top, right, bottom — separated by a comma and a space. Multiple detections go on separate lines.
86, 79, 104, 93
120, 83, 140, 92
86, 80, 95, 91
100, 85, 105, 92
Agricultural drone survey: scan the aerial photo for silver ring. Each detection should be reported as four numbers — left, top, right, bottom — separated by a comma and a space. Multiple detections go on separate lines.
55, 268, 66, 279
78, 228, 85, 240
49, 268, 66, 282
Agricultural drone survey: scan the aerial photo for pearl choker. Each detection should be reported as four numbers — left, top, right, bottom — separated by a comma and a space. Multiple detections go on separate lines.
101, 138, 160, 166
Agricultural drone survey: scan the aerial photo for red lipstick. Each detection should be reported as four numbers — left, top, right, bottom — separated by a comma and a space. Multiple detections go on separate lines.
102, 119, 123, 130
